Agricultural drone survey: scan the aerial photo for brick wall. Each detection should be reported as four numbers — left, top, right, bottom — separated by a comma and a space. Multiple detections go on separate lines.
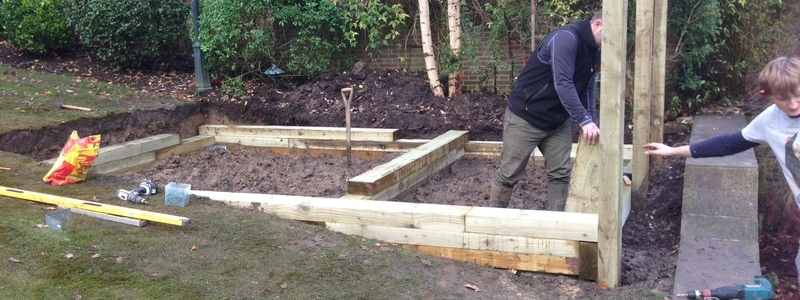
354, 30, 531, 94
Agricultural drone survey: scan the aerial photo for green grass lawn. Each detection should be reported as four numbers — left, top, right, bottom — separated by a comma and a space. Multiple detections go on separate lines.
0, 65, 187, 133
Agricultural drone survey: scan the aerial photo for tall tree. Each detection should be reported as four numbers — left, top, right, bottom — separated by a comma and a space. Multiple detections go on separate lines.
419, 0, 444, 97
447, 0, 462, 97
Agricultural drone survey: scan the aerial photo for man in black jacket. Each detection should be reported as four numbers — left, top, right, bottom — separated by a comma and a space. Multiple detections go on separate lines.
489, 10, 603, 210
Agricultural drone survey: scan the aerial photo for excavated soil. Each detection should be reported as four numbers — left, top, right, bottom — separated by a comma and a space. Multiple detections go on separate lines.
2, 39, 794, 297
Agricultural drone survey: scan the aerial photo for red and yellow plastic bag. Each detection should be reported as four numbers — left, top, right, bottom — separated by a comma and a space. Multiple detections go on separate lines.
43, 130, 101, 185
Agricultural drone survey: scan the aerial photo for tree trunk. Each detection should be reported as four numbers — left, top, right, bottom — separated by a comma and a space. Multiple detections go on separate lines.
447, 0, 462, 97
419, 0, 444, 97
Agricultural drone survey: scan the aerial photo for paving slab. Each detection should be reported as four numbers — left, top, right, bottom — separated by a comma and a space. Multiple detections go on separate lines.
671, 114, 762, 298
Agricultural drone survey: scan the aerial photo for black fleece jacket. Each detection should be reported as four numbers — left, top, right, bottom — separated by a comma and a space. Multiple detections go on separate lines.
507, 17, 600, 131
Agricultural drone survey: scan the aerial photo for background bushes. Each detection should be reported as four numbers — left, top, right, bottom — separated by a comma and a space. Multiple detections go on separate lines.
0, 0, 71, 54
63, 0, 187, 68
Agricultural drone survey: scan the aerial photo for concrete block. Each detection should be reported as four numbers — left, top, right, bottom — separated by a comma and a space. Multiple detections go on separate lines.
683, 165, 758, 192
680, 213, 758, 242
681, 188, 758, 218
672, 238, 761, 297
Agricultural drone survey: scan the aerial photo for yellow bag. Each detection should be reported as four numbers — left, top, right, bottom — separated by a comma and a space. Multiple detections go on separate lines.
43, 131, 101, 185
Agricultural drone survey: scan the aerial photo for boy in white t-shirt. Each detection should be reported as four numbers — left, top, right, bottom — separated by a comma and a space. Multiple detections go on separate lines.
642, 56, 800, 285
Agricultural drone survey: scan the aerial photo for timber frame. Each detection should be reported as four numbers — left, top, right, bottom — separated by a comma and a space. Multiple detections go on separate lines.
50, 125, 636, 281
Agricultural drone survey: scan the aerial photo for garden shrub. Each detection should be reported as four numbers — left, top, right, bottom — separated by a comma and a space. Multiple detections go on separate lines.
0, 0, 71, 54
197, 0, 407, 81
197, 0, 274, 78
63, 0, 187, 68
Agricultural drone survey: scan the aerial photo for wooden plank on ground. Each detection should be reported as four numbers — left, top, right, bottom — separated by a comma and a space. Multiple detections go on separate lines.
347, 130, 468, 196
0, 186, 189, 226
191, 191, 468, 232
91, 152, 155, 175
94, 134, 179, 165
212, 136, 426, 153
340, 147, 464, 200
199, 125, 398, 142
156, 135, 216, 159
41, 133, 179, 165
402, 245, 580, 275
327, 223, 580, 257
60, 206, 148, 227
465, 207, 598, 242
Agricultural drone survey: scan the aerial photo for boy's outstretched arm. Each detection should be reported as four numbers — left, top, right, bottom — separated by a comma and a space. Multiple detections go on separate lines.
642, 143, 691, 157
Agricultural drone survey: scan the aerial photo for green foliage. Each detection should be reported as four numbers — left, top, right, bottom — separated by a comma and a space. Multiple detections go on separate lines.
272, 0, 347, 75
63, 0, 187, 68
0, 0, 70, 54
535, 0, 597, 26
197, 0, 274, 78
198, 0, 407, 82
667, 0, 783, 115
221, 75, 246, 98
667, 0, 722, 112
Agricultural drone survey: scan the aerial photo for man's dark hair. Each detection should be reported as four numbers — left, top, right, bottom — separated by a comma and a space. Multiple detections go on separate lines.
591, 9, 602, 21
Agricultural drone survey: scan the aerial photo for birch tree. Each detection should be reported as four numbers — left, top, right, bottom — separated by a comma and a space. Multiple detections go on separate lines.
447, 0, 462, 97
419, 0, 444, 97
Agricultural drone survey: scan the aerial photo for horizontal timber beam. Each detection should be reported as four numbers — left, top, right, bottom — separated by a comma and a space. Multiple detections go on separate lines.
347, 130, 469, 196
199, 125, 398, 142
402, 245, 579, 275
465, 207, 599, 242
41, 133, 180, 167
340, 147, 464, 201
192, 191, 598, 242
327, 222, 580, 257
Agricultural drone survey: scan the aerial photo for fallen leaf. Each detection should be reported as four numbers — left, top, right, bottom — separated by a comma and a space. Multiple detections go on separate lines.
464, 283, 481, 292
9, 257, 21, 263
65, 253, 73, 259
91, 253, 100, 258
421, 259, 432, 266
360, 245, 367, 250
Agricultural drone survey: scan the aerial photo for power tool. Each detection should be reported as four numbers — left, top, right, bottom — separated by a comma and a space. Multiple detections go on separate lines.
131, 179, 158, 196
116, 189, 150, 204
675, 276, 773, 300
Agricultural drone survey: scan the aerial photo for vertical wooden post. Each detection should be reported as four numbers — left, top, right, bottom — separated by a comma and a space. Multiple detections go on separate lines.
651, 0, 667, 166
597, 0, 628, 288
632, 0, 654, 208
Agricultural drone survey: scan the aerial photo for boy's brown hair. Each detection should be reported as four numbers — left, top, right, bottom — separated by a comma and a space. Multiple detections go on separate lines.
758, 56, 800, 100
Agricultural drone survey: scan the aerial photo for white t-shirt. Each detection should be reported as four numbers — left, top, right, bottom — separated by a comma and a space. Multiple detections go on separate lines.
741, 104, 800, 200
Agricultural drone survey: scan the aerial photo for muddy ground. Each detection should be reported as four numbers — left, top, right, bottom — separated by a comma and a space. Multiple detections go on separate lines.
1, 40, 795, 298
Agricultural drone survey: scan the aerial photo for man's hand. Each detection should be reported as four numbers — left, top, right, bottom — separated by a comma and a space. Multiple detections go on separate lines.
581, 123, 600, 144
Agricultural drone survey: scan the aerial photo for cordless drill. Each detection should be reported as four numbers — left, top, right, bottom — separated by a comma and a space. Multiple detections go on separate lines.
115, 179, 157, 204
116, 189, 150, 204
675, 277, 773, 300
131, 179, 158, 196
